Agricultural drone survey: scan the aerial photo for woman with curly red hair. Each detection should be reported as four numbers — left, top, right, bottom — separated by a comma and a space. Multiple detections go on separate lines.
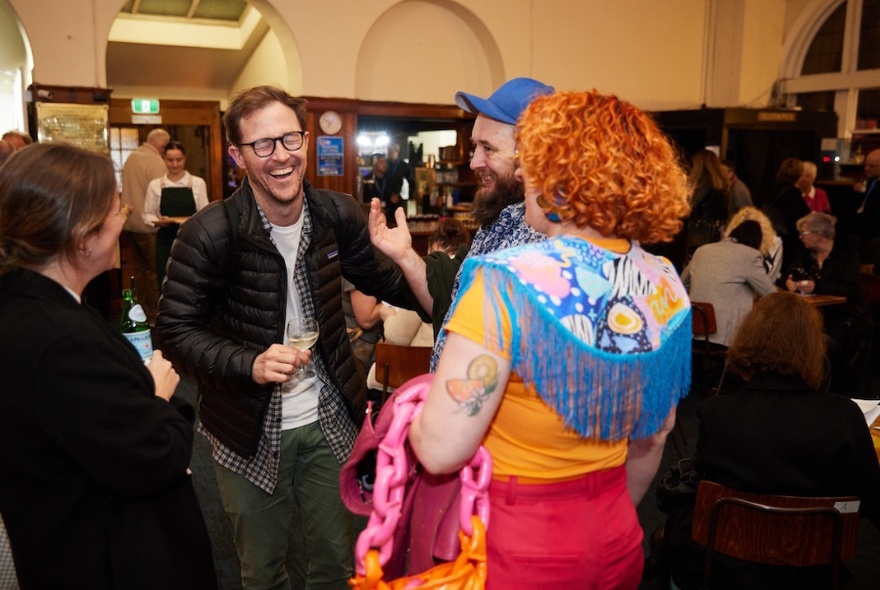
409, 90, 692, 589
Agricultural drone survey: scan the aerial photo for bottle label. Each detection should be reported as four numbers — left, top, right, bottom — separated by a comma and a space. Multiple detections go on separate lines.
123, 330, 153, 361
128, 304, 148, 323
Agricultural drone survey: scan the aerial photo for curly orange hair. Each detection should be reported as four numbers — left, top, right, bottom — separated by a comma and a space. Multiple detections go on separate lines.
516, 91, 691, 243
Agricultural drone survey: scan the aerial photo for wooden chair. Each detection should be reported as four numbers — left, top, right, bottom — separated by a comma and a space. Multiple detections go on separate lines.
855, 271, 880, 397
691, 480, 860, 590
672, 302, 727, 458
690, 302, 727, 396
373, 342, 432, 402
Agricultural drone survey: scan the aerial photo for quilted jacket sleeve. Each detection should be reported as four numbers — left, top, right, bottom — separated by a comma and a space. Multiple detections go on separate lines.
327, 191, 430, 321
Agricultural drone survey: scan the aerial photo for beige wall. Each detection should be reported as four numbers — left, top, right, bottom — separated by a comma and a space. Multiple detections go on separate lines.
3, 0, 822, 112
230, 28, 291, 98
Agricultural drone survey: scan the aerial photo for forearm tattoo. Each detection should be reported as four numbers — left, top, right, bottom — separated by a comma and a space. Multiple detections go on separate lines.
445, 355, 499, 416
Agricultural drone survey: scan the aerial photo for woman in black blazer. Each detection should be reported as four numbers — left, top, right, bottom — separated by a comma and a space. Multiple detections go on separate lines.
782, 211, 872, 391
0, 143, 217, 589
663, 292, 880, 590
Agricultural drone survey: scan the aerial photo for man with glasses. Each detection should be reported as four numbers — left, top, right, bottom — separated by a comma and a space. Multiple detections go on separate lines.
156, 85, 423, 590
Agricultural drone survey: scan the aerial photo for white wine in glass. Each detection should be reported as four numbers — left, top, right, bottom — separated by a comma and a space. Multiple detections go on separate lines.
287, 318, 319, 378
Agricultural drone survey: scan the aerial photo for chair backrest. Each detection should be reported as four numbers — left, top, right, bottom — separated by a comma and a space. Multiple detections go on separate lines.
374, 342, 432, 400
860, 271, 880, 305
691, 480, 860, 589
690, 301, 718, 338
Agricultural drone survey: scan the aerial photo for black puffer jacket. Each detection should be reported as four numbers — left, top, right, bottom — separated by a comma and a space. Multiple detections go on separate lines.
155, 179, 421, 458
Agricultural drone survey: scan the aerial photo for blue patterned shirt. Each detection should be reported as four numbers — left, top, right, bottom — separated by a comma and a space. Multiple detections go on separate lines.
430, 202, 544, 370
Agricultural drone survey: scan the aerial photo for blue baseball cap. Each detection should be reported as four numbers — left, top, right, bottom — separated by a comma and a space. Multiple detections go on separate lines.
455, 77, 555, 125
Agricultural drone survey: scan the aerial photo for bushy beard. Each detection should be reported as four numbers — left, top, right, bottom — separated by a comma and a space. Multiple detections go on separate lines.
470, 171, 525, 227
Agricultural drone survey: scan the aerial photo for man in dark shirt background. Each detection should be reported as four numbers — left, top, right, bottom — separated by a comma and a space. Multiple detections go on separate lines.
856, 148, 880, 263
386, 142, 414, 207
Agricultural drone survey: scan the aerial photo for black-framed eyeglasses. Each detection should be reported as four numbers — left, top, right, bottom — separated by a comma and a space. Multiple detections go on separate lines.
239, 131, 305, 157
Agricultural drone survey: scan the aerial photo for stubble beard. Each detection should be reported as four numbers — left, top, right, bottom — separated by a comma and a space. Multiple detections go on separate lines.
248, 172, 305, 225
470, 172, 525, 228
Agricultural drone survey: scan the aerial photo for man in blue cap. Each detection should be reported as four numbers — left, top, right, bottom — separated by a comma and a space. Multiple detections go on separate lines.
368, 77, 554, 368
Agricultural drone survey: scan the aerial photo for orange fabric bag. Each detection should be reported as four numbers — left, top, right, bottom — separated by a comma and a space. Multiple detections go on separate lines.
349, 516, 487, 590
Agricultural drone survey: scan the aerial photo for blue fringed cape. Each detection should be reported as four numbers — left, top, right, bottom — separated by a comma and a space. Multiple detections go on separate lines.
450, 236, 692, 442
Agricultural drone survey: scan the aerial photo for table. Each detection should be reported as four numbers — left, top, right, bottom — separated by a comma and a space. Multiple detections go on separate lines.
800, 294, 847, 307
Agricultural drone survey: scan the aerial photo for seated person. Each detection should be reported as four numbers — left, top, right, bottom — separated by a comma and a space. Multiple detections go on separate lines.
681, 220, 776, 348
663, 292, 880, 590
723, 206, 783, 282
365, 303, 433, 392
796, 160, 831, 214
769, 158, 810, 272
782, 212, 872, 389
427, 217, 471, 257
422, 217, 472, 337
364, 220, 468, 390
342, 278, 384, 373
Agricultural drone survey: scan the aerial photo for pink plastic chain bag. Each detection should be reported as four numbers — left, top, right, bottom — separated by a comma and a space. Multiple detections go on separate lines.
342, 374, 491, 587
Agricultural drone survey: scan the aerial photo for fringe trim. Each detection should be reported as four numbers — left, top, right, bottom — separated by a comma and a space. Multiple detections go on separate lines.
455, 254, 691, 443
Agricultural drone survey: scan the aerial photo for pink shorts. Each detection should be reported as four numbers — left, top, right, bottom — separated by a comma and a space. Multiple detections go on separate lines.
486, 466, 643, 590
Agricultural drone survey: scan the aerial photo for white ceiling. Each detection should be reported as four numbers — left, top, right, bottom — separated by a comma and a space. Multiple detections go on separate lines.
107, 0, 265, 91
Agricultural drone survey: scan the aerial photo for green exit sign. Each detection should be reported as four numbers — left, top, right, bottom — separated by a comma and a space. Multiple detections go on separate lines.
131, 98, 160, 115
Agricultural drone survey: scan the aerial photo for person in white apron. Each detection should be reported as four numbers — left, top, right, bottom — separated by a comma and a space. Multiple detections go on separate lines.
143, 141, 209, 288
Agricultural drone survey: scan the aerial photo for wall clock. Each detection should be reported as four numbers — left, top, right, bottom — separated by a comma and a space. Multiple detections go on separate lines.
319, 110, 342, 135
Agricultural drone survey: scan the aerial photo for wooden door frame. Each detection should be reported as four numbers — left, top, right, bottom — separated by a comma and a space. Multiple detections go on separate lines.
109, 99, 223, 201
302, 96, 474, 197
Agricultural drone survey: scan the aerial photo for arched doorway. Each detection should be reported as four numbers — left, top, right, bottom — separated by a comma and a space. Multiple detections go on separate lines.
105, 0, 301, 200
0, 0, 32, 136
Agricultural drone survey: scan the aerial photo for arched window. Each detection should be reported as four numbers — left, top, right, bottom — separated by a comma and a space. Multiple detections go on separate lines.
785, 0, 880, 144
802, 2, 846, 75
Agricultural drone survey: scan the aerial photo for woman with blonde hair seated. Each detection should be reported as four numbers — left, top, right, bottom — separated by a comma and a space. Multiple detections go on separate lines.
723, 206, 783, 282
682, 220, 776, 348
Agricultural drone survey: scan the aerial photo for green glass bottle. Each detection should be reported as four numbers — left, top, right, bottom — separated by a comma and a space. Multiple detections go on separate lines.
119, 276, 153, 362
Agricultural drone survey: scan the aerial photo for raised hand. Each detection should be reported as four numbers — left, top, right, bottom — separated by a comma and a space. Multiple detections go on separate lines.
368, 198, 413, 264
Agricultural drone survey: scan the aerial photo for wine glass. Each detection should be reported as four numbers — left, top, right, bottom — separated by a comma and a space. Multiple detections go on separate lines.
287, 318, 319, 378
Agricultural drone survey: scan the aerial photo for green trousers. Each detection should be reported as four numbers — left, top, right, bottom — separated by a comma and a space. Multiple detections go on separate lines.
215, 421, 354, 590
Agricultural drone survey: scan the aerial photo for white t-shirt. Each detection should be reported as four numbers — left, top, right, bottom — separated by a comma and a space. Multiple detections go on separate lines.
271, 217, 322, 430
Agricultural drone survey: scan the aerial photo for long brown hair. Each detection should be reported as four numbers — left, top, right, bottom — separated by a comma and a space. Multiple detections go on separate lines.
689, 149, 728, 192
726, 292, 826, 389
0, 143, 117, 274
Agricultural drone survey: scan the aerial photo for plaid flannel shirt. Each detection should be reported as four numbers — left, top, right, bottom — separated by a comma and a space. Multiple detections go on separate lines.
199, 197, 357, 494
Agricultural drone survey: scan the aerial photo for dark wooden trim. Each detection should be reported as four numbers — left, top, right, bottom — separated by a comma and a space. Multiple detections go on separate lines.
302, 97, 475, 197
109, 98, 223, 203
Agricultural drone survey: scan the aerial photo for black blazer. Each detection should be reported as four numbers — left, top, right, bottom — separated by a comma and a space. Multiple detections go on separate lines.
665, 373, 880, 589
783, 234, 872, 345
0, 269, 216, 589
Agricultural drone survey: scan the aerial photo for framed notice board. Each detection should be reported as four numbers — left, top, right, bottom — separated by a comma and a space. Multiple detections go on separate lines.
317, 136, 344, 176
34, 102, 110, 154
